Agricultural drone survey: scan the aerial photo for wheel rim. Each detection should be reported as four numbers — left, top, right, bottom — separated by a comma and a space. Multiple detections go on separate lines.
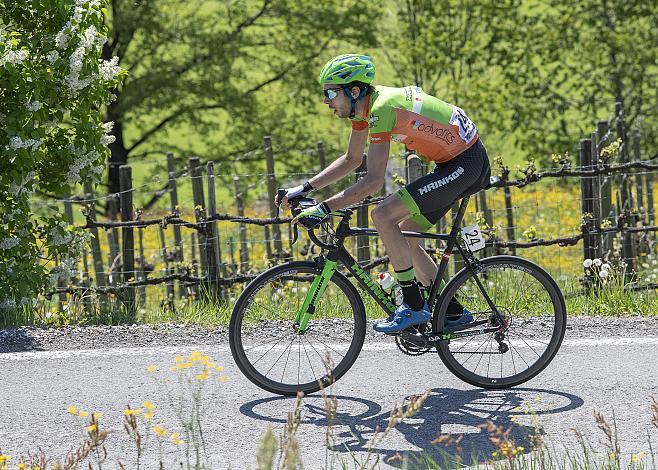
235, 267, 362, 391
438, 261, 564, 386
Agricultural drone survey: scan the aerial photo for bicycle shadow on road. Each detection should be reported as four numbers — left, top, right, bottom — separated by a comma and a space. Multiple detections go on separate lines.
240, 387, 584, 467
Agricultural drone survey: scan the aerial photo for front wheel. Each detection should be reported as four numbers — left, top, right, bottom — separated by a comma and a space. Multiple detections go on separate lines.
433, 256, 566, 389
229, 261, 366, 396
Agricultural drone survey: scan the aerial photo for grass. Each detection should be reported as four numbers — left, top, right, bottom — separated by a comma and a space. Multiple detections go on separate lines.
1, 351, 656, 469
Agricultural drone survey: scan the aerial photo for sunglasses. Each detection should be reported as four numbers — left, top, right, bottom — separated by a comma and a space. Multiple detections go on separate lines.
323, 88, 343, 100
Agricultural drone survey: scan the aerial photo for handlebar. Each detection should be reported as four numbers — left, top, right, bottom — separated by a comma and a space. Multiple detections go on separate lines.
276, 189, 352, 250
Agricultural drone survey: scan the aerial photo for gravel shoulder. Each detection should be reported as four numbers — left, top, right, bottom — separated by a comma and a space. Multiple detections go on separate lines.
1, 316, 657, 353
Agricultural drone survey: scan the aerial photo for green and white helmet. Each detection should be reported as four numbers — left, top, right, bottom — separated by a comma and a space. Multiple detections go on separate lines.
318, 54, 375, 85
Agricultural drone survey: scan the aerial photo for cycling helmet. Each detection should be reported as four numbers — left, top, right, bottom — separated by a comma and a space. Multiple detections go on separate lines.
318, 54, 375, 118
318, 54, 375, 85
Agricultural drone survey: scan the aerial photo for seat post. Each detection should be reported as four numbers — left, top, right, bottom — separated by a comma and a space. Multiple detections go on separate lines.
448, 196, 470, 236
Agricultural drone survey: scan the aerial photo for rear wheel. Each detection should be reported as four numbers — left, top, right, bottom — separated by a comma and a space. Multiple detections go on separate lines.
229, 261, 366, 396
433, 256, 566, 389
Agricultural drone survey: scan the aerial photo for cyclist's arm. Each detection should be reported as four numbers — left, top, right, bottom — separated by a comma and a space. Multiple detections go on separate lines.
323, 140, 389, 210
307, 126, 368, 190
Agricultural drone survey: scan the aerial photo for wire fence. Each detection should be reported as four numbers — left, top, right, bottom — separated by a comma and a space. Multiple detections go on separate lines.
48, 102, 658, 315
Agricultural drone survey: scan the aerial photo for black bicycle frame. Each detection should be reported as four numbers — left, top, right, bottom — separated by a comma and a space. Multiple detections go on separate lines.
313, 196, 475, 316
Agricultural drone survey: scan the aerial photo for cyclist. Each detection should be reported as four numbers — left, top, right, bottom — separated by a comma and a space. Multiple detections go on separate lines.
277, 53, 491, 334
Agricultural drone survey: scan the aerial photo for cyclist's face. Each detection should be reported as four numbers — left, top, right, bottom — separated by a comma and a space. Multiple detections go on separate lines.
323, 84, 356, 118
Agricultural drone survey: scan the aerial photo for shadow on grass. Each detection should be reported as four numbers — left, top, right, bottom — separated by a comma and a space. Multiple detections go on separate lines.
240, 387, 584, 467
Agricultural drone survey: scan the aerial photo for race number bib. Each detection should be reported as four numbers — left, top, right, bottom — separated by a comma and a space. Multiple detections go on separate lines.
461, 223, 486, 252
450, 107, 477, 144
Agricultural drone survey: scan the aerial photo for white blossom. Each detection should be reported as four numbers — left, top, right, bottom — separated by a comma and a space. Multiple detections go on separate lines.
65, 145, 100, 183
592, 258, 602, 267
100, 134, 116, 145
80, 25, 97, 49
583, 259, 593, 268
9, 136, 42, 151
55, 30, 69, 49
101, 121, 114, 133
98, 56, 120, 81
47, 50, 60, 62
0, 238, 20, 250
599, 270, 609, 279
0, 49, 29, 66
601, 263, 611, 271
27, 101, 42, 112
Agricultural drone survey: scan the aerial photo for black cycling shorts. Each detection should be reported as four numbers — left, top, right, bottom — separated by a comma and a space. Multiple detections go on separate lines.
396, 138, 491, 230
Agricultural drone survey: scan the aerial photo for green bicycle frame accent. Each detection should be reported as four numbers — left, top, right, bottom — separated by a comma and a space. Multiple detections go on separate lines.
294, 259, 338, 332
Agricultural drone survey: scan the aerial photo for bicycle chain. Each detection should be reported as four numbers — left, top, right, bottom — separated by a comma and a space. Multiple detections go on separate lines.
394, 324, 434, 356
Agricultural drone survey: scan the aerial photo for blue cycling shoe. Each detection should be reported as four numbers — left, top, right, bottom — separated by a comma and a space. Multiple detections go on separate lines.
374, 303, 430, 334
445, 307, 475, 327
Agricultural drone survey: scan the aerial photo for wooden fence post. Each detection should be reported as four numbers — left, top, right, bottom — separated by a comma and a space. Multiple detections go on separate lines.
83, 182, 106, 290
264, 225, 273, 261
158, 225, 174, 306
189, 232, 199, 298
119, 165, 136, 316
500, 167, 516, 255
167, 153, 185, 299
580, 139, 595, 266
590, 132, 603, 261
616, 102, 635, 279
632, 129, 644, 216
317, 141, 327, 170
355, 156, 370, 263
264, 136, 283, 258
233, 176, 250, 272
206, 162, 221, 293
477, 190, 495, 257
137, 227, 147, 305
189, 157, 208, 281
597, 120, 614, 255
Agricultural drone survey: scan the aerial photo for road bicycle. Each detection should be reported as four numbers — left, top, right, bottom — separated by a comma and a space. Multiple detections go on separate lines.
229, 191, 566, 396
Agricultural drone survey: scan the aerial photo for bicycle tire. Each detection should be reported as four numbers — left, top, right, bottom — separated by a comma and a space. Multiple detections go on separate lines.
229, 261, 366, 396
432, 256, 566, 389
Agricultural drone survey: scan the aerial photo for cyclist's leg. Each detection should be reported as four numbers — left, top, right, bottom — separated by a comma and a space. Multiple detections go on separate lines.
398, 218, 444, 287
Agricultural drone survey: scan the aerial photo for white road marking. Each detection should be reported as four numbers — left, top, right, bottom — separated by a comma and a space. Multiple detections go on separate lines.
0, 337, 656, 362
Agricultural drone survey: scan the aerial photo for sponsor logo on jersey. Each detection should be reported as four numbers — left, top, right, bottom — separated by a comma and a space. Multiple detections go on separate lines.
368, 115, 379, 128
410, 120, 455, 145
418, 166, 465, 195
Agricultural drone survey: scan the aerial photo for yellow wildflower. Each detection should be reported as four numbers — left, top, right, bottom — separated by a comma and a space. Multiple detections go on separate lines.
201, 355, 210, 365
144, 411, 154, 420
213, 365, 225, 372
153, 426, 168, 437
218, 376, 230, 382
0, 455, 11, 463
492, 451, 498, 458
180, 362, 192, 369
17, 463, 26, 470
87, 424, 97, 433
124, 408, 142, 416
171, 433, 183, 445
196, 372, 209, 381
147, 365, 158, 372
142, 401, 155, 410
78, 411, 89, 418
175, 355, 184, 363
92, 412, 103, 420
189, 351, 202, 362
66, 406, 78, 415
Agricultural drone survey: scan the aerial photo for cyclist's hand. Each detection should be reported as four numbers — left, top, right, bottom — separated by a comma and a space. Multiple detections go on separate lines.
291, 202, 330, 230
275, 182, 313, 210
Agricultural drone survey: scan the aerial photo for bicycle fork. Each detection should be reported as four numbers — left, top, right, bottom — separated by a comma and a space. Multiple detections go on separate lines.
293, 259, 338, 333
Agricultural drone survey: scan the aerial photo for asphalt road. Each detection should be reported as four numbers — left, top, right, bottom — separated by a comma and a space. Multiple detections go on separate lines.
1, 336, 657, 469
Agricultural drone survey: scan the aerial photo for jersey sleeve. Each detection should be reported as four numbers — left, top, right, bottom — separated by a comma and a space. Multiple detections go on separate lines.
351, 120, 368, 131
368, 100, 396, 144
